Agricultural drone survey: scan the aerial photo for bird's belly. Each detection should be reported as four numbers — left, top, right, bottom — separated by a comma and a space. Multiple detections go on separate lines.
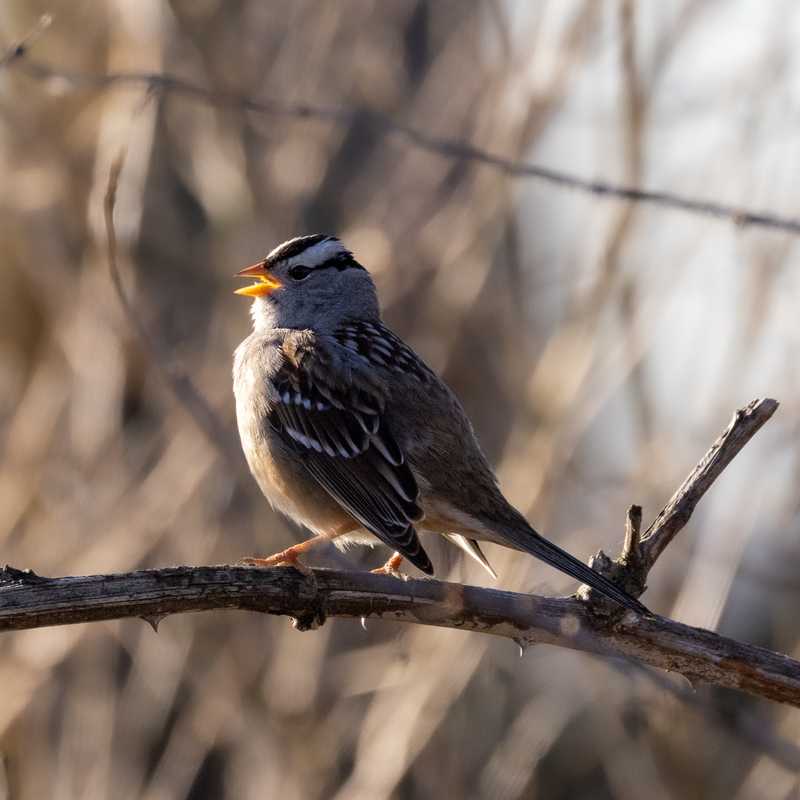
247, 443, 303, 518
234, 336, 356, 537
241, 427, 355, 536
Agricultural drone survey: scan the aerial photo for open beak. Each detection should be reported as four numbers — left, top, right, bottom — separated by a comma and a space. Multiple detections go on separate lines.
234, 261, 283, 297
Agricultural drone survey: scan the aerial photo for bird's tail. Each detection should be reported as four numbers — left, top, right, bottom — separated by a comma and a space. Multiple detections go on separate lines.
499, 518, 649, 615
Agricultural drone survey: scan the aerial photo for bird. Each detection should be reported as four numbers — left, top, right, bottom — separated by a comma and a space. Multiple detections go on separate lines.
232, 234, 648, 614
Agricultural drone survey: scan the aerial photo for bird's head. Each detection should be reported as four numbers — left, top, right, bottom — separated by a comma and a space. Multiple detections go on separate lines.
235, 234, 379, 332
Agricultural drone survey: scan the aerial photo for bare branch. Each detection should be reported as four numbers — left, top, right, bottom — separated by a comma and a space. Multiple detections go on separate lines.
584, 399, 779, 607
0, 564, 799, 707
4, 48, 800, 237
639, 398, 779, 569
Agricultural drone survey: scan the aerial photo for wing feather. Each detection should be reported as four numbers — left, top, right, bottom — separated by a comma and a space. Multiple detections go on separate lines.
270, 336, 432, 574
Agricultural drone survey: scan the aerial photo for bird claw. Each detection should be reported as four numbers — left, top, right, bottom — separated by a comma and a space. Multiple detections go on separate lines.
239, 551, 315, 578
370, 565, 407, 580
370, 552, 407, 580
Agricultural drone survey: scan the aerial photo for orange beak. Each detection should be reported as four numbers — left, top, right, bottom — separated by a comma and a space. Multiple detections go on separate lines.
234, 261, 283, 297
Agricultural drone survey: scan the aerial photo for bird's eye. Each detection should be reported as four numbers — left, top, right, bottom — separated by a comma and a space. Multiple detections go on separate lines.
288, 265, 313, 281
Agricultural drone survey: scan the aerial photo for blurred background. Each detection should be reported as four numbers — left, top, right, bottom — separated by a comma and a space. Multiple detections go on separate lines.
1, 1, 799, 797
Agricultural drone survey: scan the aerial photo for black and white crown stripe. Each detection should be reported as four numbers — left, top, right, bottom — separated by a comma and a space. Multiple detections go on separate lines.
265, 234, 365, 273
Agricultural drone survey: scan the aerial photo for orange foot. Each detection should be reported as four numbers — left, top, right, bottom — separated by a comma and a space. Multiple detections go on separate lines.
239, 544, 315, 577
370, 551, 406, 579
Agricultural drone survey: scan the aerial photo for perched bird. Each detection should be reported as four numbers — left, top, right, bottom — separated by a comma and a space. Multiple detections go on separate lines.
233, 234, 647, 614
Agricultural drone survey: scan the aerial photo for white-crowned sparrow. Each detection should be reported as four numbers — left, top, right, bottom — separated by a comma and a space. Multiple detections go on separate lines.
233, 234, 647, 614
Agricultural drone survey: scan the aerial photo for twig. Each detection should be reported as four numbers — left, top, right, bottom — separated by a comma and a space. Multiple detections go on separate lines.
584, 399, 779, 604
4, 50, 800, 237
621, 504, 643, 564
0, 564, 799, 707
104, 149, 242, 467
638, 398, 779, 570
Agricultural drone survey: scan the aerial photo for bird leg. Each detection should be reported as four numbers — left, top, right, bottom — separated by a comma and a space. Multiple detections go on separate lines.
240, 521, 356, 576
370, 551, 405, 578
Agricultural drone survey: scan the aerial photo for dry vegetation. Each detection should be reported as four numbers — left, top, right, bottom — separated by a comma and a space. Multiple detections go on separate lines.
1, 2, 800, 798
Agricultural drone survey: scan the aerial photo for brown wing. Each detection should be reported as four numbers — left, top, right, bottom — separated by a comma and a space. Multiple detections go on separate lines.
269, 338, 433, 574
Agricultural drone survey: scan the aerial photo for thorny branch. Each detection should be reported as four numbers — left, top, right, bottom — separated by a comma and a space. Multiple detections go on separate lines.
0, 555, 798, 707
0, 398, 794, 708
4, 38, 800, 236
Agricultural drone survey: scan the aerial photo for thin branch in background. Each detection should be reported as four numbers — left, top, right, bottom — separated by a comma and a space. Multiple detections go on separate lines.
104, 149, 242, 468
2, 45, 799, 237
613, 658, 800, 772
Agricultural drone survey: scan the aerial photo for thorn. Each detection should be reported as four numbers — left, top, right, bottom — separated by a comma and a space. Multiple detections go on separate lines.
513, 637, 529, 658
140, 613, 166, 633
360, 616, 368, 631
291, 608, 326, 632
